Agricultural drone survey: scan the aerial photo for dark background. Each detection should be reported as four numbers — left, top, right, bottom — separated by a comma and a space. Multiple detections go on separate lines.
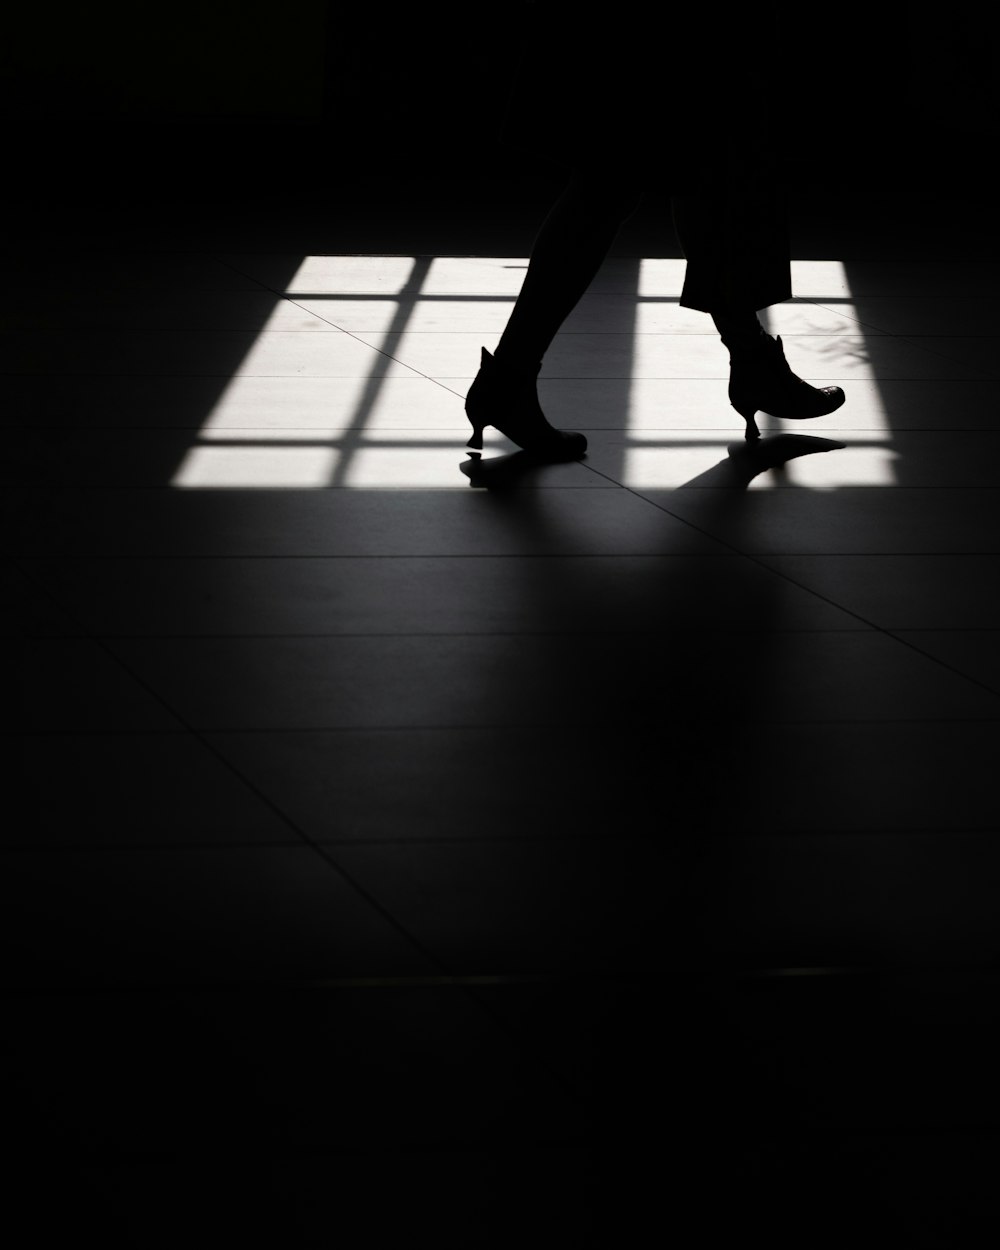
3, 3, 997, 255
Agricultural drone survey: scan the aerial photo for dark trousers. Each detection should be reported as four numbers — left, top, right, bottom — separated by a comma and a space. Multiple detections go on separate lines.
673, 184, 792, 314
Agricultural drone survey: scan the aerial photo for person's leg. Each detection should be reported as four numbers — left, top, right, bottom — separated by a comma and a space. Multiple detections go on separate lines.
495, 169, 643, 366
710, 308, 770, 355
465, 168, 642, 456
674, 188, 844, 439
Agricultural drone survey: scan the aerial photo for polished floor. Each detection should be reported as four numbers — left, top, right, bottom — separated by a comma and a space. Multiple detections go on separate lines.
6, 174, 1000, 1245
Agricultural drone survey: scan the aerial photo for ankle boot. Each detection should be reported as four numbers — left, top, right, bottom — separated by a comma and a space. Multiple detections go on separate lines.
465, 347, 587, 460
729, 335, 845, 440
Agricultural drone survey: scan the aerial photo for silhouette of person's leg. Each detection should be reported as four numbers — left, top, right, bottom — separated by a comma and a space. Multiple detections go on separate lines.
464, 169, 641, 458
711, 308, 769, 353
495, 169, 643, 367
674, 187, 845, 438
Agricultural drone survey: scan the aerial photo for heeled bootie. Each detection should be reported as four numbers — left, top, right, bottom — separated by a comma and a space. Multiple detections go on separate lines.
465, 347, 587, 460
729, 334, 845, 440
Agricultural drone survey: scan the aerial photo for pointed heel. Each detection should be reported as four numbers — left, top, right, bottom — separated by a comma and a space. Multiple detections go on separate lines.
730, 393, 761, 440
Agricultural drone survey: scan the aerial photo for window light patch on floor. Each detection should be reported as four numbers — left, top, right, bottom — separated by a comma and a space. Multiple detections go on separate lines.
171, 255, 894, 490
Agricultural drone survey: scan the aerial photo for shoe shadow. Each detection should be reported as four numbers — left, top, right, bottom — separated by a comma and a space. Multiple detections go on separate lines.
460, 433, 845, 491
681, 433, 847, 489
459, 447, 587, 489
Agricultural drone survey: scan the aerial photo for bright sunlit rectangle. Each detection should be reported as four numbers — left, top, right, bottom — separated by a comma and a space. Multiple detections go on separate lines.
170, 255, 895, 490
174, 446, 340, 488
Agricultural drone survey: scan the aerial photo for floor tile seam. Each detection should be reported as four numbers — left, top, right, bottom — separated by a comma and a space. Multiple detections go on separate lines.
9, 552, 736, 565
428, 372, 936, 380
618, 483, 900, 596
9, 727, 207, 739
74, 625, 880, 645
7, 426, 484, 433
0, 840, 316, 855
623, 488, 1000, 663
813, 329, 1000, 341
3, 484, 629, 494
17, 715, 1000, 741
807, 294, 995, 300
659, 483, 1000, 489
0, 372, 447, 381
683, 959, 1000, 981
34, 423, 970, 434
2, 370, 972, 384
607, 429, 1000, 436
11, 550, 796, 561
881, 628, 1000, 692
893, 627, 1000, 633
801, 318, 1000, 378
12, 326, 384, 334
1, 370, 990, 385
197, 719, 999, 734
7, 327, 381, 337
9, 561, 498, 983
370, 327, 980, 340
14, 554, 751, 566
14, 426, 1000, 434
6, 284, 271, 295
12, 488, 1000, 501
280, 828, 1000, 847
808, 300, 1000, 321
94, 628, 885, 643
8, 563, 379, 837
30, 716, 996, 734
344, 330, 867, 337
204, 279, 506, 396
10, 488, 1000, 502
755, 552, 1000, 559
802, 298, 1000, 338
594, 488, 1000, 497
213, 256, 312, 290
12, 284, 278, 295
15, 720, 1000, 735
4, 368, 987, 381
279, 293, 930, 307
0, 833, 670, 854
743, 573, 1000, 703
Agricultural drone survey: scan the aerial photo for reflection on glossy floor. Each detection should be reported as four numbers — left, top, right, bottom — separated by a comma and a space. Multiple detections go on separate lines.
6, 189, 1000, 1247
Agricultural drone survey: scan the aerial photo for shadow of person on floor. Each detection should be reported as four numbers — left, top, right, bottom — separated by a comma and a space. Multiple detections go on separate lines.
451, 423, 864, 1245
459, 446, 576, 489
460, 432, 845, 491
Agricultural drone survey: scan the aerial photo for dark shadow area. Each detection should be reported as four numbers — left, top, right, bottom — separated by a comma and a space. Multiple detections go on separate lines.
0, 259, 309, 499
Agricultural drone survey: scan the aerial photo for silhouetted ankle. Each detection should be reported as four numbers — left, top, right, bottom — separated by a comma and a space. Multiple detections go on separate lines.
465, 347, 587, 460
712, 311, 770, 356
